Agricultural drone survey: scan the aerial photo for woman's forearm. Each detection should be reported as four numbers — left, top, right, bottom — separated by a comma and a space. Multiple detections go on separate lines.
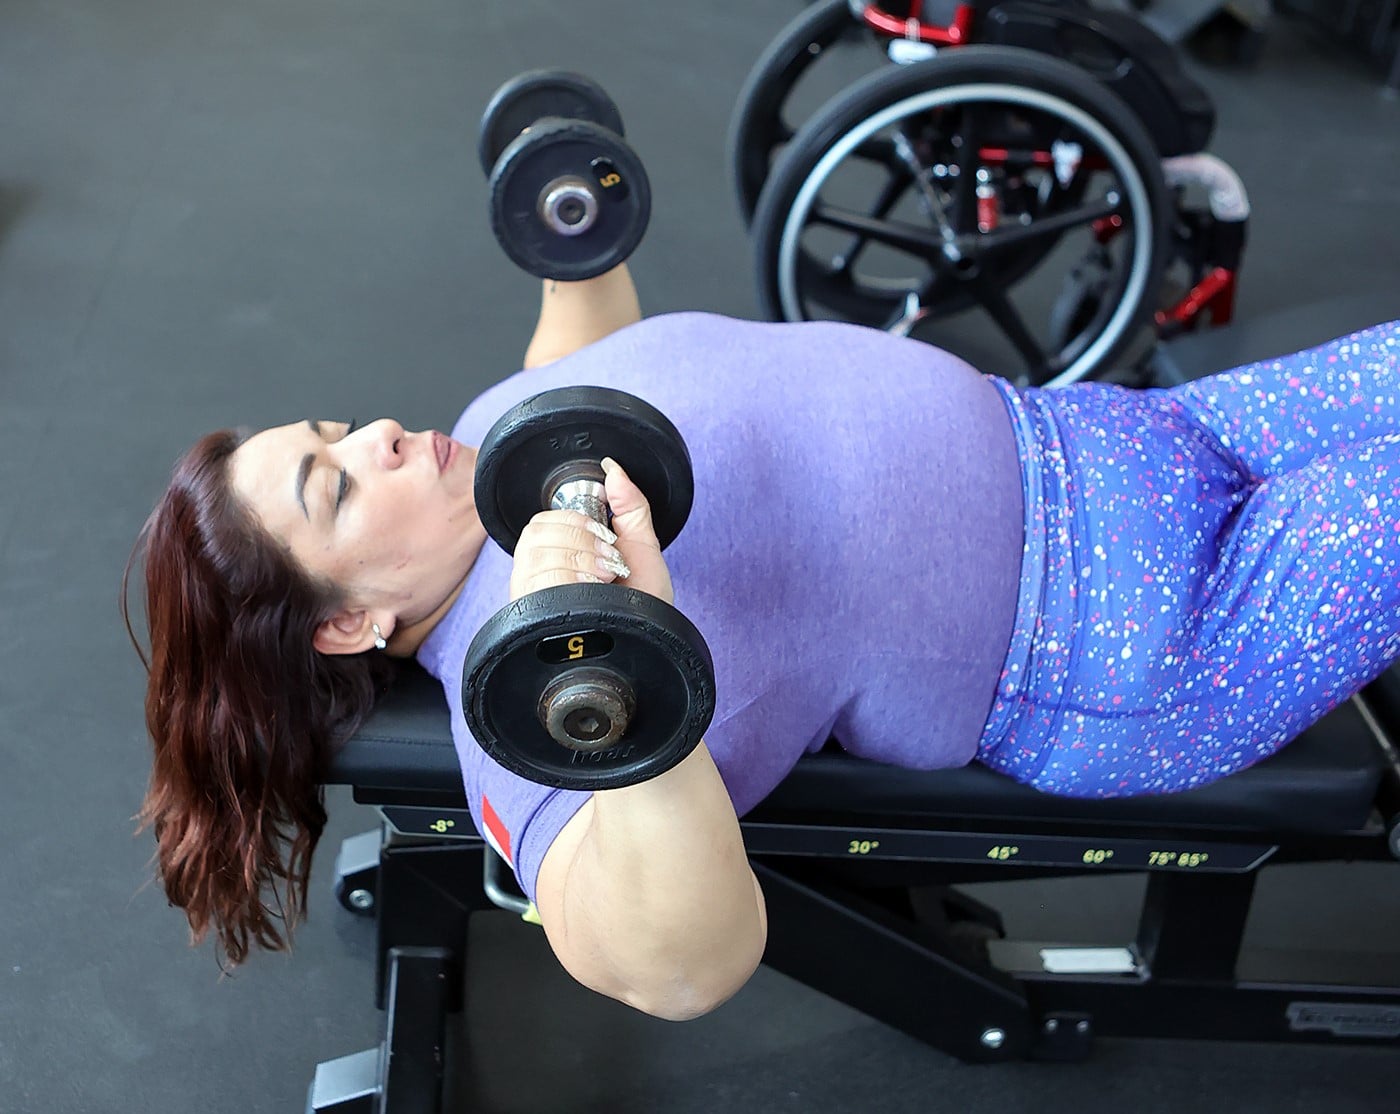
522, 263, 642, 368
551, 742, 767, 1020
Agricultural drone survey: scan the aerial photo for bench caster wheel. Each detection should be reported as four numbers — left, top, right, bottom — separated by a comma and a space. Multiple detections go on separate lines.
332, 830, 382, 917
335, 877, 376, 916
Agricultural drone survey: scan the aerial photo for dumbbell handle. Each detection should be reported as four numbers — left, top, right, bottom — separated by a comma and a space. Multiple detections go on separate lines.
544, 462, 611, 531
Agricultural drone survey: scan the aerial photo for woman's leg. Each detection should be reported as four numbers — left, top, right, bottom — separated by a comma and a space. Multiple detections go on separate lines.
983, 357, 1400, 798
1031, 430, 1400, 796
522, 264, 642, 368
1171, 320, 1399, 481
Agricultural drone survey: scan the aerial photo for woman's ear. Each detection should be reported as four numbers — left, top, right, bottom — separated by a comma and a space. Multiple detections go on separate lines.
313, 610, 387, 656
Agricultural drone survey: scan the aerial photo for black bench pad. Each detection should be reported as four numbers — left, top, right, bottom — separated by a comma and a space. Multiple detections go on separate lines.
328, 663, 1386, 836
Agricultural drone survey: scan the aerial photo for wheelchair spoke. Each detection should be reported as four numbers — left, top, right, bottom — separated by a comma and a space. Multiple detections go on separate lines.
889, 129, 957, 240
828, 171, 920, 278
964, 270, 1046, 372
809, 202, 950, 262
970, 196, 1121, 257
950, 105, 984, 234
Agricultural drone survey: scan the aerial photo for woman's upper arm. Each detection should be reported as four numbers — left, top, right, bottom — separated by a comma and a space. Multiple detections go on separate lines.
532, 797, 618, 993
522, 743, 767, 1019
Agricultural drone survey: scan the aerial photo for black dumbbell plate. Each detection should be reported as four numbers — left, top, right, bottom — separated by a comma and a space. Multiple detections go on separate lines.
463, 583, 716, 791
478, 69, 627, 175
488, 118, 651, 282
475, 385, 693, 554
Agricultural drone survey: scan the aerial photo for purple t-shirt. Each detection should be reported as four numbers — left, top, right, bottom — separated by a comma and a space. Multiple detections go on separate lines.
417, 313, 1023, 900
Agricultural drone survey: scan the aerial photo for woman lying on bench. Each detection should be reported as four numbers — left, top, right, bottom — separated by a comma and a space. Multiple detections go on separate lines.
125, 265, 1399, 1020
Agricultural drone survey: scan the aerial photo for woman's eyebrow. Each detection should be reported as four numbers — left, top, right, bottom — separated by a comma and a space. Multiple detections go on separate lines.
295, 452, 315, 520
293, 420, 333, 519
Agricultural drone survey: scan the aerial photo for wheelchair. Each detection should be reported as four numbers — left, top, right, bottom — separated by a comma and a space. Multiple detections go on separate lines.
731, 1, 1250, 386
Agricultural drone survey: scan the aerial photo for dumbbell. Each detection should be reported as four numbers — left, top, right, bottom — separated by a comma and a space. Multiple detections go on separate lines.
462, 386, 715, 791
479, 70, 652, 282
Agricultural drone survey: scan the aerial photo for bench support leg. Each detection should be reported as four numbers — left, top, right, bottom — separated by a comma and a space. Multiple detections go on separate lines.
1137, 870, 1255, 979
753, 860, 1032, 1061
312, 836, 497, 1111
374, 841, 496, 1010
306, 946, 453, 1114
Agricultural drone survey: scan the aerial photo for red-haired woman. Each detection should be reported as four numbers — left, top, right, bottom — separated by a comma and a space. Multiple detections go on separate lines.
127, 268, 1400, 1019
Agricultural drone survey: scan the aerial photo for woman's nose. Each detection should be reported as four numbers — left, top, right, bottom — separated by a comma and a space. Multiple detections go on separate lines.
364, 419, 406, 469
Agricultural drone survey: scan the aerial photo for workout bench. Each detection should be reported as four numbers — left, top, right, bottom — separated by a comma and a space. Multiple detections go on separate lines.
306, 658, 1400, 1113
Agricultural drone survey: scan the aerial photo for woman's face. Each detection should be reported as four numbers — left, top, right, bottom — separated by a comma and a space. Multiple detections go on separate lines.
229, 418, 485, 626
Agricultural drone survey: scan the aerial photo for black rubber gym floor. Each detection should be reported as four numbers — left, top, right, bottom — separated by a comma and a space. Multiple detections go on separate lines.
1, 2, 1398, 1111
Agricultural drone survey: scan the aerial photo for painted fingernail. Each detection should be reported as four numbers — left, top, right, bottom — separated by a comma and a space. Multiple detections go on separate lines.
576, 571, 603, 583
584, 519, 618, 544
597, 554, 632, 579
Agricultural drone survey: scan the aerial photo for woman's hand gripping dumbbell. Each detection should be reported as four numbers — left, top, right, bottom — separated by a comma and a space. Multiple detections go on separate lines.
461, 386, 715, 791
509, 456, 675, 608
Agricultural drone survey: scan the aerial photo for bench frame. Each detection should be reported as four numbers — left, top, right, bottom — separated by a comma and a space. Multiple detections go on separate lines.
306, 774, 1400, 1114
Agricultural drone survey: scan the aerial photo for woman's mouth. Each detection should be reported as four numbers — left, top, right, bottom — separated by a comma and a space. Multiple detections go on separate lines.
433, 432, 457, 475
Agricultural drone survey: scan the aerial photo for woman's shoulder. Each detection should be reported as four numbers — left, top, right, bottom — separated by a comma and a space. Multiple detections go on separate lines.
451, 312, 993, 445
449, 313, 748, 440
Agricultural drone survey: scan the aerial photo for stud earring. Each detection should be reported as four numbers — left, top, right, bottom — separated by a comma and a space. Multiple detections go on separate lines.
372, 623, 387, 651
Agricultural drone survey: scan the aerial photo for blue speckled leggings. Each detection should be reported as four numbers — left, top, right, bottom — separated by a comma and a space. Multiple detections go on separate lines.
977, 321, 1400, 796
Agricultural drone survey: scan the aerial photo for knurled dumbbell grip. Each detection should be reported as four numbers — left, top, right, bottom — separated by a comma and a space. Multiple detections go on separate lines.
547, 472, 611, 531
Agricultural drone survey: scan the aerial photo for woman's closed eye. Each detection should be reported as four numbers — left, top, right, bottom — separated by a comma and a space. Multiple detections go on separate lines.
334, 465, 351, 513
319, 419, 355, 520
328, 419, 356, 518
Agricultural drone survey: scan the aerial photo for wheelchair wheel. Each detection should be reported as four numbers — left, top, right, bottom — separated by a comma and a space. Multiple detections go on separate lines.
728, 0, 883, 225
750, 46, 1171, 386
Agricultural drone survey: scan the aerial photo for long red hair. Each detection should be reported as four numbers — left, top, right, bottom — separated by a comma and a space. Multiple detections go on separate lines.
123, 429, 393, 966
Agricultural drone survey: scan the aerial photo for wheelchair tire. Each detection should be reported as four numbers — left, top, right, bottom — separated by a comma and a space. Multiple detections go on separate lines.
750, 46, 1171, 386
728, 0, 877, 225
